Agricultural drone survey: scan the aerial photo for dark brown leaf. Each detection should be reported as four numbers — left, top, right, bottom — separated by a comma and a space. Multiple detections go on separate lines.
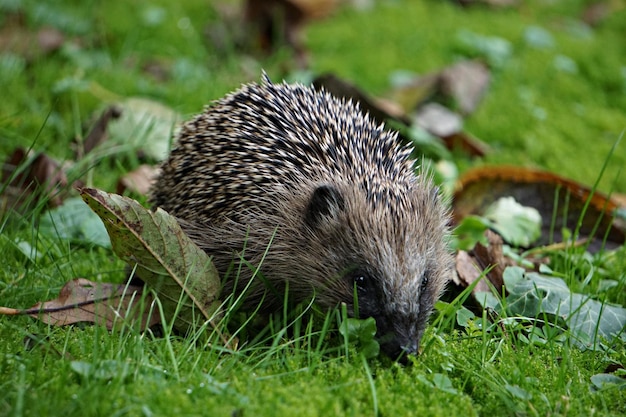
441, 132, 491, 157
455, 230, 511, 293
243, 0, 339, 67
1, 148, 70, 213
313, 73, 411, 126
77, 105, 123, 159
0, 13, 66, 60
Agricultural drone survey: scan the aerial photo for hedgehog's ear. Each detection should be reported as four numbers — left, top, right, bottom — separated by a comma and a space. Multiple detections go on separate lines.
305, 185, 345, 228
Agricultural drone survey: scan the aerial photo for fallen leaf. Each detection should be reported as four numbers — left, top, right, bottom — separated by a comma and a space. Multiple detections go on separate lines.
455, 30, 513, 69
453, 166, 626, 251
105, 98, 182, 161
0, 13, 66, 60
79, 188, 225, 341
36, 26, 65, 54
1, 147, 70, 213
388, 72, 440, 112
440, 60, 490, 115
503, 266, 626, 348
415, 103, 463, 138
582, 2, 613, 27
313, 73, 411, 126
243, 0, 339, 67
454, 230, 511, 294
483, 197, 542, 247
389, 59, 491, 116
454, 0, 520, 7
589, 373, 626, 391
76, 105, 123, 159
39, 197, 111, 248
116, 164, 159, 196
441, 132, 491, 157
0, 279, 158, 330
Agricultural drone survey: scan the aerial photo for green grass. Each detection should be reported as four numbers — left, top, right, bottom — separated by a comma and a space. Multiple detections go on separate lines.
1, 0, 625, 416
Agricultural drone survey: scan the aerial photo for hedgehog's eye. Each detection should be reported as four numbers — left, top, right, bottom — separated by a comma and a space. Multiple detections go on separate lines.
351, 271, 372, 293
354, 275, 367, 291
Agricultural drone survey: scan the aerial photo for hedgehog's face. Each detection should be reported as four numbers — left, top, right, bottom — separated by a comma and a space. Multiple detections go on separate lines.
304, 183, 451, 361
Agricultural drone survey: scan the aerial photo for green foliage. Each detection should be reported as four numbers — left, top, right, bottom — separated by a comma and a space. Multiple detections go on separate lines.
339, 316, 380, 359
483, 197, 542, 247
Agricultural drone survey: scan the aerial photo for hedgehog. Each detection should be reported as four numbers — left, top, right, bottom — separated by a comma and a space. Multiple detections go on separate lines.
150, 74, 452, 359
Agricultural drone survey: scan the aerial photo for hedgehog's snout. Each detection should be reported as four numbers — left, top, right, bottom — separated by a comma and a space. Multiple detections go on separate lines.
374, 315, 422, 362
379, 333, 419, 363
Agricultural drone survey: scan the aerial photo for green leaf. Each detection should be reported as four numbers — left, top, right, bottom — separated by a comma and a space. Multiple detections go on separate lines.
80, 187, 222, 338
484, 197, 542, 247
503, 267, 626, 347
455, 306, 475, 328
432, 374, 458, 395
590, 373, 626, 391
106, 98, 182, 161
70, 360, 131, 381
451, 215, 490, 251
39, 197, 111, 248
505, 384, 532, 400
455, 30, 512, 68
339, 316, 380, 358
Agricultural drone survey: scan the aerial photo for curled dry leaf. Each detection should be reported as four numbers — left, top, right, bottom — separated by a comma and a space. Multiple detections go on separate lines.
1, 147, 71, 213
0, 279, 157, 330
79, 187, 224, 342
453, 166, 626, 251
455, 229, 512, 294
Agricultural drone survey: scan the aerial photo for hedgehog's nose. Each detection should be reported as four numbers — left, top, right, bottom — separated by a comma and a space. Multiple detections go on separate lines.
380, 338, 419, 363
401, 340, 418, 356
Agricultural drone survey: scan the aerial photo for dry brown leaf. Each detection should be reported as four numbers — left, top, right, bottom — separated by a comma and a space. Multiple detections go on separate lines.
76, 105, 123, 159
1, 147, 71, 213
454, 230, 511, 294
313, 73, 411, 126
116, 164, 159, 196
389, 59, 491, 116
453, 166, 626, 250
441, 132, 491, 157
582, 2, 613, 26
36, 27, 65, 54
440, 60, 490, 116
0, 278, 159, 330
